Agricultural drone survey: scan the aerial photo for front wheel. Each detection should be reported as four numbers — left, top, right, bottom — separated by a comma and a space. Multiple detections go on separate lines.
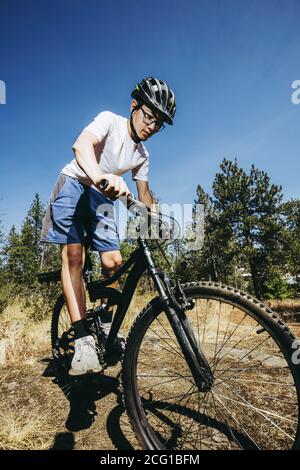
122, 281, 300, 450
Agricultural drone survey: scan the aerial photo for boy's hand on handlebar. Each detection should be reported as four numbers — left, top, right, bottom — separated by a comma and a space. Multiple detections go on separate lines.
96, 174, 131, 200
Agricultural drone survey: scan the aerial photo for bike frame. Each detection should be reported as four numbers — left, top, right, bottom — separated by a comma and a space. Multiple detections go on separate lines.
87, 237, 169, 353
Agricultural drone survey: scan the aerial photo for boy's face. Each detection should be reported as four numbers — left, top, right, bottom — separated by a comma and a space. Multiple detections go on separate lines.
130, 99, 165, 141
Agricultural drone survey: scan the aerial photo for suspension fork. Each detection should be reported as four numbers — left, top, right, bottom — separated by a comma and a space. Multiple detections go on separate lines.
163, 303, 214, 392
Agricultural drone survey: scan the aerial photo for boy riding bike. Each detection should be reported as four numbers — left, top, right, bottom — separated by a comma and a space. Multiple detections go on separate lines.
40, 77, 176, 376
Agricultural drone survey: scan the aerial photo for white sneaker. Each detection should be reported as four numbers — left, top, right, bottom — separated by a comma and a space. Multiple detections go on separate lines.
69, 335, 102, 376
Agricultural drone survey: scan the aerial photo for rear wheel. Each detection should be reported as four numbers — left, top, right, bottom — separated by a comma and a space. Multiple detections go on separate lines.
122, 282, 300, 450
51, 294, 74, 374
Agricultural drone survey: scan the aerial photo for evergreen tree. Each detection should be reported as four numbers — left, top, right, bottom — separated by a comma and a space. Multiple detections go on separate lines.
2, 225, 22, 284
178, 159, 286, 298
1, 194, 61, 319
213, 159, 285, 298
10, 194, 46, 286
281, 199, 300, 293
0, 214, 12, 312
28, 193, 45, 252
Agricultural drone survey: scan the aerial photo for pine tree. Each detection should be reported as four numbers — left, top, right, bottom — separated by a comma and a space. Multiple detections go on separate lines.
5, 194, 46, 286
28, 193, 45, 252
281, 199, 300, 293
0, 214, 12, 312
179, 159, 286, 298
2, 225, 22, 284
1, 194, 61, 319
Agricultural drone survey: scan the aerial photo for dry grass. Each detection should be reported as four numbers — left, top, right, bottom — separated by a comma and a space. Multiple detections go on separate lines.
1, 294, 299, 450
0, 302, 63, 450
0, 294, 152, 450
0, 403, 59, 450
266, 298, 300, 313
121, 291, 153, 332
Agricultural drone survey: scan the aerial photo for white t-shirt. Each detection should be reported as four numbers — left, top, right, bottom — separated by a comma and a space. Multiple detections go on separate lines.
61, 111, 149, 189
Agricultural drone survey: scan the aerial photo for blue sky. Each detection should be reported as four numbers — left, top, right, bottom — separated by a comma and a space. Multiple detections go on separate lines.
0, 0, 299, 234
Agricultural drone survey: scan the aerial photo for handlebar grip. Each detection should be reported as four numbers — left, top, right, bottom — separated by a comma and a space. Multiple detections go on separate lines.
99, 179, 109, 190
99, 178, 134, 201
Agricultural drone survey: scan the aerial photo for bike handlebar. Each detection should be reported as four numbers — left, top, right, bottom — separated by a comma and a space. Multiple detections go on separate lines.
99, 179, 179, 241
99, 178, 148, 212
99, 178, 133, 198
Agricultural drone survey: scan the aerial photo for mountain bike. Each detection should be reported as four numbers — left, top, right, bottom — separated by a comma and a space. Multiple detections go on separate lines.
38, 191, 300, 450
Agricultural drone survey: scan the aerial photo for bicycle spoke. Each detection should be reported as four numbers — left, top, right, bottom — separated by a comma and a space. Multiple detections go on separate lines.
212, 319, 263, 372
214, 335, 273, 382
220, 304, 235, 351
139, 384, 198, 407
213, 301, 222, 367
174, 388, 204, 449
155, 315, 175, 341
219, 380, 298, 426
166, 384, 200, 449
137, 374, 195, 392
210, 311, 248, 367
214, 386, 297, 433
210, 386, 245, 449
212, 391, 260, 449
218, 393, 282, 450
142, 383, 197, 446
148, 325, 184, 360
201, 299, 209, 346
137, 349, 193, 387
218, 379, 298, 417
194, 385, 203, 448
223, 377, 295, 387
195, 301, 202, 366
192, 384, 217, 449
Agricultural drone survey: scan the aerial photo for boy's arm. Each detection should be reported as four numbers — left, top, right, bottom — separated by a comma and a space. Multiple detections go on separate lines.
136, 180, 156, 212
73, 130, 130, 198
72, 130, 104, 186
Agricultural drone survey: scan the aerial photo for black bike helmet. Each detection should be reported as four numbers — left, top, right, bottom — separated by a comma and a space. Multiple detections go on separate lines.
131, 77, 176, 125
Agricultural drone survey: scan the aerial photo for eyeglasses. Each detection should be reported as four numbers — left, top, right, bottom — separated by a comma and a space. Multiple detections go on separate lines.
140, 107, 165, 132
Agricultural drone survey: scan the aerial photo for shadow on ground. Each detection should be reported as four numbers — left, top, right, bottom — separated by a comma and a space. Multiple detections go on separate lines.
50, 432, 75, 450
42, 358, 134, 450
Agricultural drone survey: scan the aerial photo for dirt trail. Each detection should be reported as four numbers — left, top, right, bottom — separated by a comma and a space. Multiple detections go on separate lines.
0, 307, 141, 450
1, 304, 300, 450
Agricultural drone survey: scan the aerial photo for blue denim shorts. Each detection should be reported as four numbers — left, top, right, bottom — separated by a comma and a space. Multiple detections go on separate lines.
40, 174, 120, 252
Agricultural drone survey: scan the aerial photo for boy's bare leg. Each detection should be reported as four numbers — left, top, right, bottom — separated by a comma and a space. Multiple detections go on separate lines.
61, 243, 102, 375
99, 250, 125, 352
61, 243, 86, 322
99, 250, 122, 305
